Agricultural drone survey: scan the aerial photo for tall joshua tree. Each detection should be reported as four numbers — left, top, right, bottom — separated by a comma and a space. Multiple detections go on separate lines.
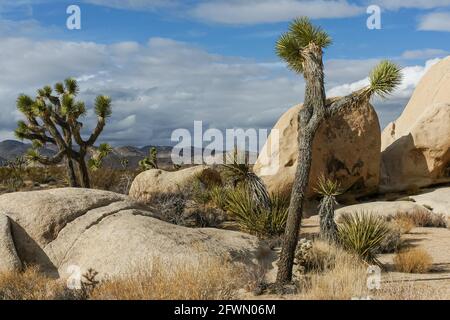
15, 78, 112, 188
275, 17, 402, 285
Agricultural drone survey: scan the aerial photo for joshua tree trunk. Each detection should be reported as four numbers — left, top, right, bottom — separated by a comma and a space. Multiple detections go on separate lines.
76, 152, 91, 189
66, 157, 79, 187
77, 159, 90, 188
276, 43, 326, 285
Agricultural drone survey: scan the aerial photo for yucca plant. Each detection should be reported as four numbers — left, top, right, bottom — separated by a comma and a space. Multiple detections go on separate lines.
337, 211, 389, 266
275, 17, 402, 284
315, 175, 342, 243
209, 185, 229, 211
225, 187, 289, 238
222, 148, 270, 209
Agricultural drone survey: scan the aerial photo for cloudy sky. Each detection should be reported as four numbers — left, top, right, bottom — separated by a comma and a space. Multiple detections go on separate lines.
0, 0, 449, 147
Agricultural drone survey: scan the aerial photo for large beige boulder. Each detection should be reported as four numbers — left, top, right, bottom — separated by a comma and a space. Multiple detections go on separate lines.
254, 100, 381, 197
0, 188, 272, 279
381, 57, 450, 192
129, 165, 219, 202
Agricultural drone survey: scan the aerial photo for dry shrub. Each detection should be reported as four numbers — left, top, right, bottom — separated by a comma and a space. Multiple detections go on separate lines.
394, 248, 433, 273
392, 216, 415, 234
90, 259, 246, 300
393, 210, 447, 228
90, 168, 139, 194
0, 267, 68, 300
376, 224, 403, 254
295, 239, 339, 275
297, 242, 369, 300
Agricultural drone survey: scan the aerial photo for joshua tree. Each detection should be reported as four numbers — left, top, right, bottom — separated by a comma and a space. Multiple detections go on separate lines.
315, 175, 341, 243
139, 147, 158, 170
15, 78, 112, 188
275, 17, 402, 285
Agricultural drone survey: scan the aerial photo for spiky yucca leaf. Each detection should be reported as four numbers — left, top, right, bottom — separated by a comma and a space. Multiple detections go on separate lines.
54, 82, 65, 95
14, 121, 29, 140
16, 94, 34, 114
61, 94, 75, 116
314, 174, 342, 197
222, 149, 270, 208
276, 17, 332, 74
225, 187, 288, 238
368, 60, 403, 98
98, 143, 112, 155
89, 143, 113, 171
95, 95, 112, 118
74, 101, 87, 117
337, 211, 389, 265
289, 17, 332, 49
64, 78, 79, 95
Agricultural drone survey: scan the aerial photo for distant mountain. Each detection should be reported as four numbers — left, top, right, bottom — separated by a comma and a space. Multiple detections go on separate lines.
0, 140, 250, 169
0, 140, 55, 162
0, 140, 175, 169
0, 140, 32, 160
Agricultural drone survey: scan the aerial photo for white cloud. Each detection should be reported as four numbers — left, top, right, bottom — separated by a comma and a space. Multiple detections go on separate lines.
190, 0, 364, 25
0, 36, 305, 146
401, 48, 448, 59
418, 12, 450, 32
374, 0, 450, 9
81, 0, 177, 10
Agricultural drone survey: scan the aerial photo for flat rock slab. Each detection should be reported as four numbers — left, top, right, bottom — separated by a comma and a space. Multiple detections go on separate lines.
334, 200, 431, 220
410, 187, 450, 217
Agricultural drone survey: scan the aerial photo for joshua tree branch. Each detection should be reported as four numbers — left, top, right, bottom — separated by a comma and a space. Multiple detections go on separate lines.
86, 117, 105, 146
325, 88, 369, 119
33, 150, 66, 165
21, 132, 55, 144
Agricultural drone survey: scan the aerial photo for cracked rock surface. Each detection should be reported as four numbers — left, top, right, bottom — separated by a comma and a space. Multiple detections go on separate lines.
0, 188, 273, 279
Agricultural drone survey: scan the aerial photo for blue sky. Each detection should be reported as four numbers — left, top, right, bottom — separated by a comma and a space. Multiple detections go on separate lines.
0, 0, 449, 146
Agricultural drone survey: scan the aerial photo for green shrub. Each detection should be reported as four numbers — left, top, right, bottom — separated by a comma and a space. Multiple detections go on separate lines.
209, 185, 229, 210
222, 149, 270, 208
225, 187, 288, 238
337, 211, 389, 265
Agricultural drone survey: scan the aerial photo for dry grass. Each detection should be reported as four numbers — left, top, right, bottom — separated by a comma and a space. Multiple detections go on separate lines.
90, 259, 247, 300
0, 259, 250, 300
0, 267, 68, 300
296, 241, 370, 300
393, 248, 433, 273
